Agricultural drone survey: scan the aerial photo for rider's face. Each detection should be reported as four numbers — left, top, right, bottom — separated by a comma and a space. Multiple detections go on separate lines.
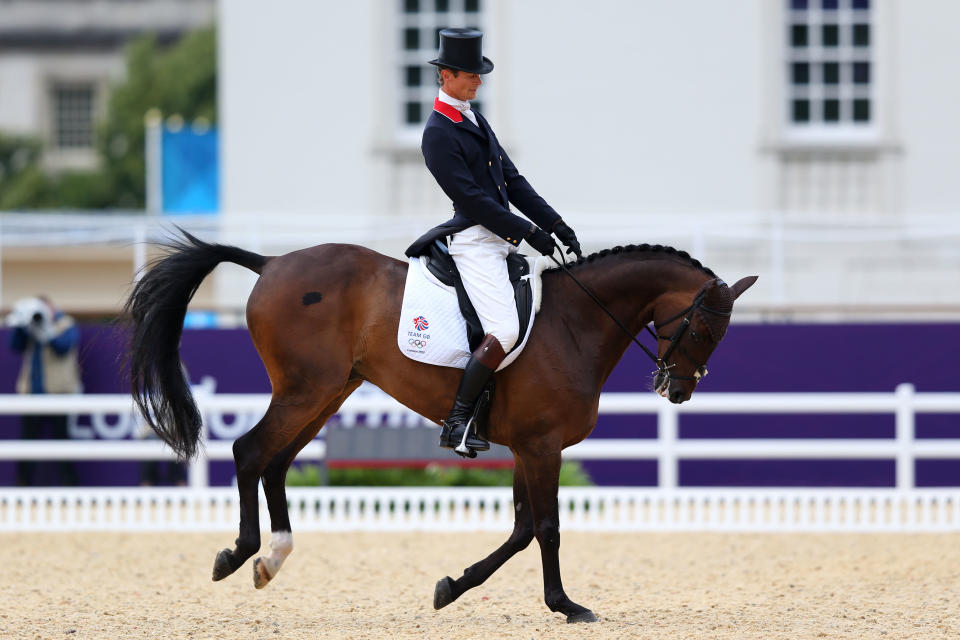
442, 70, 482, 102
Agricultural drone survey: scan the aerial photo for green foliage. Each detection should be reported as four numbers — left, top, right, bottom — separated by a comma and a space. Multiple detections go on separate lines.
0, 133, 43, 209
98, 27, 217, 208
0, 27, 216, 210
286, 461, 595, 487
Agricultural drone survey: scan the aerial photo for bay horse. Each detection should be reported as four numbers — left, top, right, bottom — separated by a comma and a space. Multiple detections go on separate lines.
125, 231, 756, 624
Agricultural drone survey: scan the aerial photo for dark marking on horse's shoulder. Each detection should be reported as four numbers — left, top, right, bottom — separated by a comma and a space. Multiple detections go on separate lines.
302, 292, 323, 306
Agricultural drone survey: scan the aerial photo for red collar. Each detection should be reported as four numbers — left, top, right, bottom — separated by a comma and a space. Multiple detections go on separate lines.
433, 98, 463, 123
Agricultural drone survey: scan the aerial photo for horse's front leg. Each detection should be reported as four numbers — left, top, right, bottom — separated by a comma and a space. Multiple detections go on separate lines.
521, 451, 597, 623
433, 454, 535, 609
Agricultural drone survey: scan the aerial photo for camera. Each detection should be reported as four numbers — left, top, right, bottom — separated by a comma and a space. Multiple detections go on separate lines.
6, 297, 53, 341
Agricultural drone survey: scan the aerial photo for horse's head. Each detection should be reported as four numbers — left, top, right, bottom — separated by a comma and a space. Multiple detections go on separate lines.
653, 275, 757, 404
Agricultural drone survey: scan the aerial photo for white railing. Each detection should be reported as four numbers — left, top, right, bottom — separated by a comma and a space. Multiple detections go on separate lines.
4, 211, 960, 314
2, 383, 960, 531
4, 487, 960, 532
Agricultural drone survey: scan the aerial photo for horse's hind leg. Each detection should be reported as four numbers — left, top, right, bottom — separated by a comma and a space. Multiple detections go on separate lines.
433, 455, 535, 609
252, 381, 361, 589
211, 396, 330, 582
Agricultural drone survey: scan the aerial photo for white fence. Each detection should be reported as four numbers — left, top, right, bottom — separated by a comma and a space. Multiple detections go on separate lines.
2, 383, 960, 531
5, 487, 960, 532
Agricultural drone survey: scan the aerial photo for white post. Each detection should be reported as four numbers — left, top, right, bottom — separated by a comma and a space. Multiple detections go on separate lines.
144, 109, 163, 215
894, 383, 915, 492
658, 404, 679, 490
189, 384, 212, 490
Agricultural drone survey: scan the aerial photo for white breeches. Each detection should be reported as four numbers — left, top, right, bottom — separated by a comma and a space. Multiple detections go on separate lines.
448, 225, 521, 353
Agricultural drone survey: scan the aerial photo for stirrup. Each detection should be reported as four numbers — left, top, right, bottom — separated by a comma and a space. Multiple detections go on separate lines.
454, 417, 480, 454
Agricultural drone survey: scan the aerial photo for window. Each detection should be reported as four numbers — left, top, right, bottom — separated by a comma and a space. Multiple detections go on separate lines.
51, 83, 96, 149
786, 0, 872, 128
399, 0, 484, 130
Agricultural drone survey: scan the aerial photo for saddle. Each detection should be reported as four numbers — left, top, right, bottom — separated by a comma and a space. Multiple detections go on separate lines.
414, 240, 537, 440
421, 239, 535, 353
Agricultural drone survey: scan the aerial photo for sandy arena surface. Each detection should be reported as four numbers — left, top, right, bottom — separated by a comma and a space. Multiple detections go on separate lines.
1, 531, 959, 639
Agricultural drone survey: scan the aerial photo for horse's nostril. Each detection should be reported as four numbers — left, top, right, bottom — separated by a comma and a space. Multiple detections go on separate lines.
670, 390, 685, 404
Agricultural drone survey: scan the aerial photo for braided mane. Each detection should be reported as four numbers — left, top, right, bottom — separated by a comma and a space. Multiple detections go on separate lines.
545, 243, 717, 279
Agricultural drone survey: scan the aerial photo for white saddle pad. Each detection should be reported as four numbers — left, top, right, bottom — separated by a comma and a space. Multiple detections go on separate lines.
397, 256, 547, 371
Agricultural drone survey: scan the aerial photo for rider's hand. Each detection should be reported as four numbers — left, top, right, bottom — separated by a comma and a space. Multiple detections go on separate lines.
553, 220, 583, 260
524, 227, 556, 257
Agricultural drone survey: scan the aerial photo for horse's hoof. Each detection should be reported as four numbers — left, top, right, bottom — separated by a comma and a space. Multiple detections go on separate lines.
433, 576, 456, 609
252, 558, 272, 589
212, 548, 235, 582
566, 610, 598, 624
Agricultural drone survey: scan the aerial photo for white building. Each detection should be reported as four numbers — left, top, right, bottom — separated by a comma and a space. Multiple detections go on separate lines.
218, 0, 960, 318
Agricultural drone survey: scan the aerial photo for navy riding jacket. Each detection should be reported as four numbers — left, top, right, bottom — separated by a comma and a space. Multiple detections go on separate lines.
405, 99, 560, 257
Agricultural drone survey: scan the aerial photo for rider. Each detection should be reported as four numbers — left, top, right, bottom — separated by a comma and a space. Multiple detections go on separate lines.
405, 28, 582, 456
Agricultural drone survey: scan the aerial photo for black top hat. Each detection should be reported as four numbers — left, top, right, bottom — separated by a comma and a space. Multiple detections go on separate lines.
429, 28, 494, 75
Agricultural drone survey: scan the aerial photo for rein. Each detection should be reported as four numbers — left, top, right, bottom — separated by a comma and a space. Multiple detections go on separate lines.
548, 248, 730, 390
547, 254, 661, 364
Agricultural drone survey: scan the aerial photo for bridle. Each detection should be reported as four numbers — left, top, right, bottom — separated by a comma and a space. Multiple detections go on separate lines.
549, 250, 730, 394
650, 289, 731, 393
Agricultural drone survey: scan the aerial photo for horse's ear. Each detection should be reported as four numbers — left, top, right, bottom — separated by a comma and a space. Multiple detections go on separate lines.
730, 276, 759, 300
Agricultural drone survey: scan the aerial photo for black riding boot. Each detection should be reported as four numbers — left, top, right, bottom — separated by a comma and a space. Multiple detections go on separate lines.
439, 334, 506, 455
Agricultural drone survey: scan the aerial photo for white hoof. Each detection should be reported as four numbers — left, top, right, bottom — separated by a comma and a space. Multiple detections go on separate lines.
252, 531, 292, 589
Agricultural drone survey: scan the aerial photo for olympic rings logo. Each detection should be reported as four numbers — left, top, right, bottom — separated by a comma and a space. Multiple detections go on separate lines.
408, 339, 428, 348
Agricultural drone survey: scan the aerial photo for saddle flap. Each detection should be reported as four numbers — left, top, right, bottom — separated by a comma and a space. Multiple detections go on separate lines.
397, 255, 545, 372
422, 239, 533, 352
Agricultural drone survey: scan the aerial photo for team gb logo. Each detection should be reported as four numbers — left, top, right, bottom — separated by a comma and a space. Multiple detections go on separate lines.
412, 316, 429, 331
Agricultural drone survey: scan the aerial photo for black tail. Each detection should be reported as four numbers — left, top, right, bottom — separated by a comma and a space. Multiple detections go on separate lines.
124, 229, 268, 460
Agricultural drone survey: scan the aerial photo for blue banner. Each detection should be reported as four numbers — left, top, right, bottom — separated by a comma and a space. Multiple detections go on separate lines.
161, 127, 219, 214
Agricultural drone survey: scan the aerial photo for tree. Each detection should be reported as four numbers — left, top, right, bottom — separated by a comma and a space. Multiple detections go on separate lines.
99, 26, 217, 208
0, 27, 216, 210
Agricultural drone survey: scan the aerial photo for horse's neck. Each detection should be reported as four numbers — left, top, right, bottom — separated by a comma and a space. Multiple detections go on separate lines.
575, 257, 704, 325
553, 256, 707, 387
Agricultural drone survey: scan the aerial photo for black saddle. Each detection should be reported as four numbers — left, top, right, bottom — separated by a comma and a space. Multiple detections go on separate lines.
420, 239, 535, 354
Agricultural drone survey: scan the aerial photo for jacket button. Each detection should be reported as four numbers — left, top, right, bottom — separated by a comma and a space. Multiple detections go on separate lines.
497, 185, 500, 190
506, 237, 511, 241
488, 160, 492, 166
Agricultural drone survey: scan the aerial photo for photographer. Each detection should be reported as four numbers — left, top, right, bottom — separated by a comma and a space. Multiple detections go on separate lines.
7, 296, 81, 486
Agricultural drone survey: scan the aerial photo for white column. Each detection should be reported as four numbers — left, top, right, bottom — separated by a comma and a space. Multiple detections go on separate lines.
657, 404, 679, 490
144, 110, 163, 215
894, 383, 916, 492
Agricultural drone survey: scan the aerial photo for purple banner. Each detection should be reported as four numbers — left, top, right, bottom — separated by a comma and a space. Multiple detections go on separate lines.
0, 323, 957, 487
